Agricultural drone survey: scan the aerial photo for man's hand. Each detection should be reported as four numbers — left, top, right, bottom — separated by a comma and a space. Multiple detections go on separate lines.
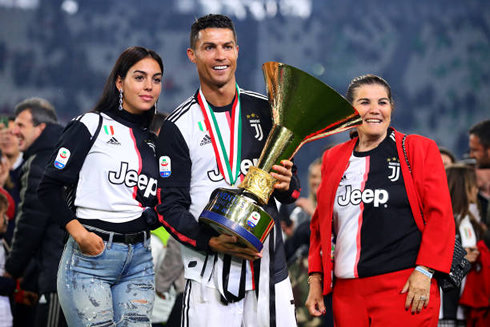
271, 160, 293, 191
208, 234, 262, 261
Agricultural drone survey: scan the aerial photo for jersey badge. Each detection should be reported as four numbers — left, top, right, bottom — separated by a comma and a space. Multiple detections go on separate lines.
247, 211, 261, 228
246, 114, 263, 141
198, 121, 207, 132
387, 157, 400, 182
103, 125, 115, 136
54, 147, 71, 169
159, 156, 171, 178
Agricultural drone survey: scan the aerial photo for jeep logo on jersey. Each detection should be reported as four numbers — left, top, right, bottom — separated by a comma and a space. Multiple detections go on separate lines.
159, 156, 171, 178
337, 185, 389, 208
207, 158, 259, 182
108, 162, 157, 197
54, 147, 71, 169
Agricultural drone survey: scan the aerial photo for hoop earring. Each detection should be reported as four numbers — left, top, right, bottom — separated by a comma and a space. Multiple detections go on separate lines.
118, 89, 123, 111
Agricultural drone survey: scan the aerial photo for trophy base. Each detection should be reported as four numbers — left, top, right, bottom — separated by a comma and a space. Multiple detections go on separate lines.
198, 188, 275, 252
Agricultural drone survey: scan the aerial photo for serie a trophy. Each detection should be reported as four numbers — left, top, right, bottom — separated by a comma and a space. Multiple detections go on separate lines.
199, 62, 362, 252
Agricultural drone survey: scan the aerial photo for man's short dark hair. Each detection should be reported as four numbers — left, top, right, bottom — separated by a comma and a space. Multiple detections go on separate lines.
190, 14, 237, 49
439, 147, 457, 163
14, 97, 58, 126
469, 119, 490, 149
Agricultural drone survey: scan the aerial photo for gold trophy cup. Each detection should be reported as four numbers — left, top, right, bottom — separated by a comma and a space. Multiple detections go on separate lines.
199, 62, 361, 252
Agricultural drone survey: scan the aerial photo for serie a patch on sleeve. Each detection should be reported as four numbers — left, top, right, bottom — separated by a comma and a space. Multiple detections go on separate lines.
159, 156, 171, 177
54, 147, 71, 169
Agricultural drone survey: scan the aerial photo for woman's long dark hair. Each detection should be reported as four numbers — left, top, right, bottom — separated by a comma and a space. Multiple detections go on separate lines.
92, 46, 164, 127
446, 164, 483, 238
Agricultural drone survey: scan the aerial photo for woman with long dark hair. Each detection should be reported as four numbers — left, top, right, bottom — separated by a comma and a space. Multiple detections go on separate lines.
38, 46, 163, 326
440, 164, 484, 326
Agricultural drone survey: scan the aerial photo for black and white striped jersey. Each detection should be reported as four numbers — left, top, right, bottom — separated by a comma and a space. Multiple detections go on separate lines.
42, 110, 159, 230
156, 89, 300, 287
333, 130, 421, 278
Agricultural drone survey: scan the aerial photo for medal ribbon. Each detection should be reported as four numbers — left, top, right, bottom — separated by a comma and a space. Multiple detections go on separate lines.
197, 84, 242, 185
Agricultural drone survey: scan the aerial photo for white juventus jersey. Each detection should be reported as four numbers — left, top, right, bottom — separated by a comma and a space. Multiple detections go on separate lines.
44, 111, 159, 224
157, 89, 299, 289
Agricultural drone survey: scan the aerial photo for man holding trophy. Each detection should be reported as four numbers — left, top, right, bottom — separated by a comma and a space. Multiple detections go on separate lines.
155, 14, 300, 327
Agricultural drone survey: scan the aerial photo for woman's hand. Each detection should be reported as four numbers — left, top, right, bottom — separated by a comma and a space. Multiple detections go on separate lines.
76, 232, 105, 256
271, 160, 293, 191
465, 247, 480, 263
66, 220, 105, 256
305, 273, 326, 317
401, 267, 432, 314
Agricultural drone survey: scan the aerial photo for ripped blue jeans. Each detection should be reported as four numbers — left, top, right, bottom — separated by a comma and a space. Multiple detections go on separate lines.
57, 235, 155, 327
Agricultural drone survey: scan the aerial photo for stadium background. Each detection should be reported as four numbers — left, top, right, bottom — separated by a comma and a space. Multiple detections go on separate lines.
0, 0, 488, 193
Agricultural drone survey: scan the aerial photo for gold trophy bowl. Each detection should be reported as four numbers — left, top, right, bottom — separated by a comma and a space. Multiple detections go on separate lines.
199, 62, 361, 252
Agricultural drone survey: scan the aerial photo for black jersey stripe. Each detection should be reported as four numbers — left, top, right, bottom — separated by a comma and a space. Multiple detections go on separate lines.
168, 97, 196, 123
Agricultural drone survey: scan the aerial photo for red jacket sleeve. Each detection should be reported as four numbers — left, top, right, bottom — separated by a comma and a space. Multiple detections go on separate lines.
397, 132, 455, 273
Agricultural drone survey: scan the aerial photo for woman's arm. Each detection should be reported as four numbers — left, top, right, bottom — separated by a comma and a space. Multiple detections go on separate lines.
305, 273, 326, 316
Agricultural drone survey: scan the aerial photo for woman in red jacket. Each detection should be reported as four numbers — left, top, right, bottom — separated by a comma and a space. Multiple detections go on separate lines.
305, 74, 455, 326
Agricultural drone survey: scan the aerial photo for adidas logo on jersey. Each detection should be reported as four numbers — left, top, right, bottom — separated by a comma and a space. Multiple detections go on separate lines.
107, 137, 121, 145
200, 135, 211, 146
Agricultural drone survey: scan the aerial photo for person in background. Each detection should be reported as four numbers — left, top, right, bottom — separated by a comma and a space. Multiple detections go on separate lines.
468, 119, 490, 248
4, 97, 66, 327
439, 164, 483, 326
154, 236, 185, 327
469, 120, 490, 169
285, 157, 334, 327
0, 116, 23, 247
0, 192, 14, 327
148, 111, 180, 327
439, 147, 457, 168
285, 157, 322, 260
150, 227, 174, 327
290, 158, 322, 231
306, 74, 455, 326
38, 46, 162, 326
156, 14, 300, 327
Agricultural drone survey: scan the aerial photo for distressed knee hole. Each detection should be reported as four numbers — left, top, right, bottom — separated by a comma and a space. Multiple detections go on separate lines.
89, 319, 114, 327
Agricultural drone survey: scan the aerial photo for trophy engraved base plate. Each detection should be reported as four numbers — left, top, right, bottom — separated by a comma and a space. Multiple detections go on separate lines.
199, 188, 274, 252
